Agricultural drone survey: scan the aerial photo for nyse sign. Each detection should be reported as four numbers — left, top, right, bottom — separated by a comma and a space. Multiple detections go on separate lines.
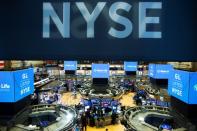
43, 2, 162, 39
0, 0, 196, 60
20, 73, 30, 95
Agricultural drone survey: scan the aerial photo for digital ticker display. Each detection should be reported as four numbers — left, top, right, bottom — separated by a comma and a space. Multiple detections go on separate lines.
124, 62, 138, 71
64, 61, 77, 71
0, 68, 34, 103
92, 64, 109, 78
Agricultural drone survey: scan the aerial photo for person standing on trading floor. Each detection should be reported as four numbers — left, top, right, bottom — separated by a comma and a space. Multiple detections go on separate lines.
111, 111, 117, 125
81, 113, 88, 131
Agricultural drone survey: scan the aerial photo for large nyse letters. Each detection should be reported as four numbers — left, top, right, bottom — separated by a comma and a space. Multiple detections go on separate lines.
43, 2, 162, 39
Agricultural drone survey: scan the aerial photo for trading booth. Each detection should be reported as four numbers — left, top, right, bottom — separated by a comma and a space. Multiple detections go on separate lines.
79, 63, 124, 99
80, 98, 121, 127
122, 106, 185, 131
133, 64, 172, 107
8, 104, 78, 131
77, 63, 125, 127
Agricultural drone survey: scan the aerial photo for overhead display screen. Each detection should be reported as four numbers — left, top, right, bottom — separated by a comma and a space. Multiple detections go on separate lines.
14, 68, 34, 102
124, 62, 138, 71
154, 64, 173, 79
168, 70, 190, 103
64, 61, 77, 71
0, 68, 34, 103
148, 64, 172, 79
148, 64, 155, 78
0, 0, 196, 60
0, 72, 15, 102
92, 64, 109, 78
188, 73, 197, 104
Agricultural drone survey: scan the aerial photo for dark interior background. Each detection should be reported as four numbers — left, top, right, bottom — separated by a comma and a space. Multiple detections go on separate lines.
0, 0, 196, 60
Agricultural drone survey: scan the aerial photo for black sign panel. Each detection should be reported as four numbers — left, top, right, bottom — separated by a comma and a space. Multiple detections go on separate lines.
0, 0, 196, 60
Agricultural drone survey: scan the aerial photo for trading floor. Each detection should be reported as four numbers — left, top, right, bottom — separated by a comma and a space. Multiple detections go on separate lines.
61, 92, 135, 131
61, 92, 135, 107
1, 61, 197, 131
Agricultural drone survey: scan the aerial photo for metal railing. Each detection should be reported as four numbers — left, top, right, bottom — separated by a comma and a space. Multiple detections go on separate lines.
7, 104, 78, 131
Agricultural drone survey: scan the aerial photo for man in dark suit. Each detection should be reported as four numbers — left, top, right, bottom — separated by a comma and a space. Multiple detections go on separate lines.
81, 113, 88, 131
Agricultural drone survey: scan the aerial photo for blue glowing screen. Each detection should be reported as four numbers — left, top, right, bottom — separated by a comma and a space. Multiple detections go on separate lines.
92, 64, 109, 78
124, 62, 138, 71
64, 61, 77, 71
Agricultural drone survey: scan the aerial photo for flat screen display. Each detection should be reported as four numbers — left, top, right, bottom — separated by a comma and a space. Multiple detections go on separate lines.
14, 68, 34, 102
124, 62, 138, 71
92, 64, 109, 78
64, 61, 77, 71
168, 70, 190, 103
188, 73, 197, 104
0, 68, 34, 103
0, 72, 15, 102
154, 64, 173, 79
149, 64, 172, 79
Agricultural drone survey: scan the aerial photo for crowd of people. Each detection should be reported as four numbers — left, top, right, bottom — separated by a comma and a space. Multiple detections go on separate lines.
74, 98, 123, 131
79, 107, 119, 131
34, 78, 131, 131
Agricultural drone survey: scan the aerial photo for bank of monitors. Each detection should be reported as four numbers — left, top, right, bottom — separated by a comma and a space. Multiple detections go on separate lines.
0, 68, 34, 103
91, 99, 100, 106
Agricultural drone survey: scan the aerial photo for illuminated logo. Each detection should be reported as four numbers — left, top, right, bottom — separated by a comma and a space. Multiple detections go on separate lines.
20, 87, 30, 95
0, 84, 10, 89
94, 69, 108, 73
43, 2, 162, 39
65, 64, 75, 67
127, 65, 136, 68
172, 88, 182, 97
157, 70, 169, 73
